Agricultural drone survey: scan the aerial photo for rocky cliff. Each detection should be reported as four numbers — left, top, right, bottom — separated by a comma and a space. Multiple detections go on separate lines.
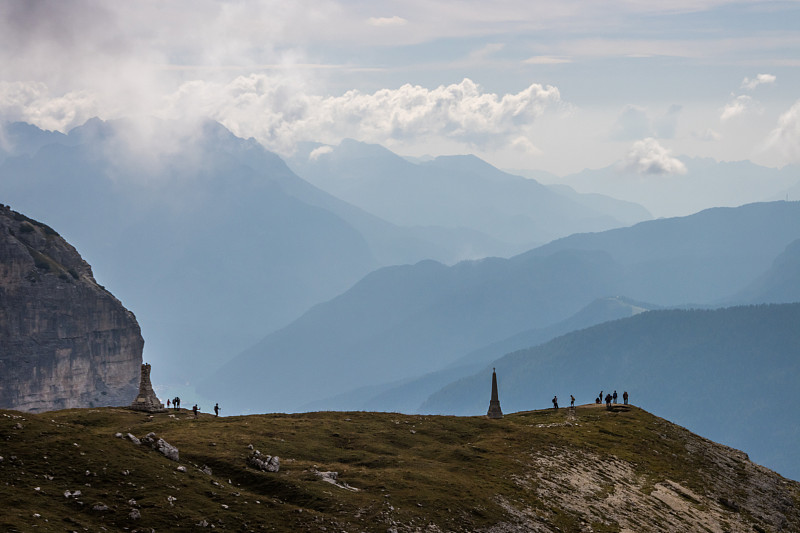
0, 204, 142, 411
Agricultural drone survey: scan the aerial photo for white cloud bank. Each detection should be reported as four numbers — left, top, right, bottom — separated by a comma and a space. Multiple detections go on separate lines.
163, 76, 562, 155
0, 76, 561, 158
620, 138, 687, 175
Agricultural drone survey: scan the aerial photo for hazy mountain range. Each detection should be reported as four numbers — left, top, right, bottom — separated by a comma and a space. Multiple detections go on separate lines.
0, 118, 649, 388
205, 201, 800, 411
288, 140, 651, 256
519, 157, 800, 218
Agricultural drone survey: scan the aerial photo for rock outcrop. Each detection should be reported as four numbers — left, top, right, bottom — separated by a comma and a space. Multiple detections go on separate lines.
0, 204, 142, 412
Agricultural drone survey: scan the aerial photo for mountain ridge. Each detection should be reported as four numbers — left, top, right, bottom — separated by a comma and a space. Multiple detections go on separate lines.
1, 404, 797, 531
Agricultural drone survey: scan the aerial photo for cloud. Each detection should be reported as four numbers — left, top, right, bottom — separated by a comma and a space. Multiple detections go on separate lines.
366, 16, 407, 27
0, 81, 100, 131
611, 104, 681, 140
611, 105, 651, 140
654, 104, 682, 139
692, 128, 721, 141
158, 75, 561, 154
620, 138, 687, 175
741, 73, 776, 91
309, 145, 334, 160
764, 99, 800, 164
720, 94, 753, 121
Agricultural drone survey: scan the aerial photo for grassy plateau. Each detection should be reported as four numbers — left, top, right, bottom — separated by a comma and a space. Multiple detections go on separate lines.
1, 404, 798, 532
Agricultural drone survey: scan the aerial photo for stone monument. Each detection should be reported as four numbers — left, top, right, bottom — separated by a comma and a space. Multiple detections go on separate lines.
486, 367, 503, 419
129, 363, 167, 412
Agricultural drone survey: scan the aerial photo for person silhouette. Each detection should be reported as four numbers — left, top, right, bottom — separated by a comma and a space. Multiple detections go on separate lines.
552, 395, 559, 409
214, 403, 220, 417
570, 395, 575, 407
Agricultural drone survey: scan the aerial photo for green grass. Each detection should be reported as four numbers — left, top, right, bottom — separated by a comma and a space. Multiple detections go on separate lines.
0, 405, 797, 532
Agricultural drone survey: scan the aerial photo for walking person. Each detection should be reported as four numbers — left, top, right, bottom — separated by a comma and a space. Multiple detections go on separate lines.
214, 403, 220, 417
552, 395, 559, 409
192, 404, 198, 418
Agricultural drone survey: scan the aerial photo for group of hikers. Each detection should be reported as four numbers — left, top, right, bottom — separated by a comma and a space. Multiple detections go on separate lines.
551, 390, 629, 409
165, 397, 221, 418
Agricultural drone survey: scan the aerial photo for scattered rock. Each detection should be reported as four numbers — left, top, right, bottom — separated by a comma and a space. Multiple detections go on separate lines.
92, 503, 109, 512
140, 432, 179, 461
64, 490, 82, 498
114, 432, 123, 438
126, 433, 140, 445
201, 465, 212, 475
314, 470, 360, 492
176, 465, 187, 472
197, 519, 209, 527
129, 508, 141, 520
14, 422, 23, 430
247, 451, 280, 472
167, 495, 176, 506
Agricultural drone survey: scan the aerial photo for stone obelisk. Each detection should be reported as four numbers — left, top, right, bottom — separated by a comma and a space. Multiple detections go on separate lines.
129, 363, 167, 412
486, 367, 503, 419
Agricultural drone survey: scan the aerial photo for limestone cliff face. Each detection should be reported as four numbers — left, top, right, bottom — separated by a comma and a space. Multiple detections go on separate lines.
0, 204, 142, 412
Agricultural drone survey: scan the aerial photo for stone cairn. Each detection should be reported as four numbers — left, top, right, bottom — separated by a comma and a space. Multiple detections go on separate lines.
129, 363, 167, 413
486, 367, 503, 419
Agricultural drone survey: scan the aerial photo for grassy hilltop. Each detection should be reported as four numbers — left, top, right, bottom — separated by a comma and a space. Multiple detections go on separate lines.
1, 405, 798, 532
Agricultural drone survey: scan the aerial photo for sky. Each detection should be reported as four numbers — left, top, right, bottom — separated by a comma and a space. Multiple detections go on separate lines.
1, 0, 799, 176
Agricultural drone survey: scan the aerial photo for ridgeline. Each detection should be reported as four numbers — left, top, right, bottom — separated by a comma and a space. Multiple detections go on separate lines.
1, 405, 798, 532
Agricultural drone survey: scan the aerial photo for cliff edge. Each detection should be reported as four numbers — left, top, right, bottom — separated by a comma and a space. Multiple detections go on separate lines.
0, 204, 142, 411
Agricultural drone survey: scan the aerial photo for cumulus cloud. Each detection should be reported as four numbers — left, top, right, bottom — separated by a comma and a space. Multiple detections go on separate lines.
0, 75, 561, 160
720, 94, 753, 121
620, 138, 687, 175
741, 73, 776, 91
764, 100, 800, 164
0, 81, 100, 131
309, 145, 334, 160
158, 75, 561, 155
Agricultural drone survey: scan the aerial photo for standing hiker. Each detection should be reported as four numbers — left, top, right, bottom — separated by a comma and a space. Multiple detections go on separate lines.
552, 395, 559, 409
613, 390, 618, 404
570, 395, 575, 408
214, 403, 220, 417
623, 391, 629, 405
